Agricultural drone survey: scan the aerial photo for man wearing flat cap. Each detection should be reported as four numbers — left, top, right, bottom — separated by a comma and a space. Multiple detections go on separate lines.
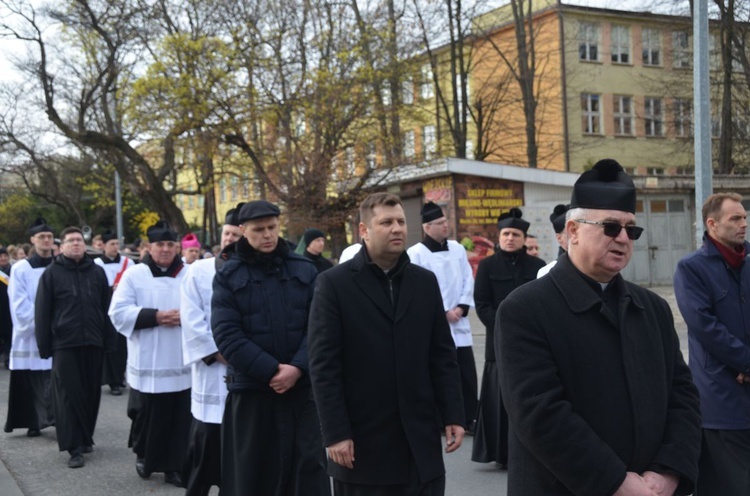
497, 159, 701, 495
108, 220, 191, 487
95, 230, 131, 396
408, 201, 478, 434
472, 207, 545, 468
4, 218, 56, 437
211, 200, 329, 495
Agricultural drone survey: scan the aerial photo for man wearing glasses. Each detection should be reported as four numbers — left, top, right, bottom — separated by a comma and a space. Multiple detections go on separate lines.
35, 227, 116, 468
497, 160, 701, 495
4, 218, 56, 438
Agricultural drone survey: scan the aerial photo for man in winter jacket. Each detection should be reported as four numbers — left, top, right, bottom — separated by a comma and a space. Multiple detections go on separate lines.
674, 192, 750, 495
211, 200, 329, 496
498, 159, 701, 496
35, 227, 116, 468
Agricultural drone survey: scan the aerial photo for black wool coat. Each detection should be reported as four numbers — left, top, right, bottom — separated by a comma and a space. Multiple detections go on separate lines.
474, 249, 546, 361
497, 255, 701, 496
308, 248, 465, 486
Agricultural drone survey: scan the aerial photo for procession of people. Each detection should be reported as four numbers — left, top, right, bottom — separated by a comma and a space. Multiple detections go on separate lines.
3, 160, 750, 495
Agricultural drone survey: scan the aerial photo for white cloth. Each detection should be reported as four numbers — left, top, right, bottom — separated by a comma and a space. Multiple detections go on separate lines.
537, 259, 557, 278
407, 240, 475, 347
338, 243, 362, 263
94, 256, 130, 287
180, 258, 227, 424
8, 259, 52, 371
108, 262, 191, 393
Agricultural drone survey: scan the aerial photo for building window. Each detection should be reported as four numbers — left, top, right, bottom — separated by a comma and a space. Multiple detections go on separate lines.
673, 98, 692, 137
672, 31, 690, 68
613, 95, 633, 135
345, 148, 356, 176
423, 125, 436, 158
366, 142, 376, 169
421, 64, 434, 100
581, 93, 601, 134
230, 176, 238, 201
198, 195, 204, 208
402, 78, 414, 105
219, 178, 226, 203
642, 28, 661, 66
188, 194, 194, 209
242, 172, 250, 197
381, 83, 391, 107
611, 26, 630, 64
644, 97, 663, 136
465, 140, 474, 159
578, 22, 599, 61
403, 130, 415, 158
709, 34, 721, 70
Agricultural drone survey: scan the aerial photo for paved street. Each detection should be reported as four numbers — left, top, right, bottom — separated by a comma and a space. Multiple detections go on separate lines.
0, 286, 687, 496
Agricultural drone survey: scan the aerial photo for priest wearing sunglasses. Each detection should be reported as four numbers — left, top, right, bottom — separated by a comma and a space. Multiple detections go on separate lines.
496, 159, 701, 496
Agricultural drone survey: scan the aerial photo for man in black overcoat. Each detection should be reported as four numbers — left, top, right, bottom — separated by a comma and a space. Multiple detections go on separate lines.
497, 159, 701, 495
308, 192, 465, 495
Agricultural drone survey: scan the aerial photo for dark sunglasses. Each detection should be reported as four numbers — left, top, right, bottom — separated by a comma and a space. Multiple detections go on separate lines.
575, 219, 644, 240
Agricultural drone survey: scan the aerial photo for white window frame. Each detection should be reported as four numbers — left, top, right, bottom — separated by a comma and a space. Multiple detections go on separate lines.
642, 28, 662, 66
578, 22, 599, 62
581, 93, 601, 134
403, 130, 415, 158
613, 95, 633, 135
611, 26, 630, 64
672, 31, 690, 68
421, 64, 434, 100
365, 142, 377, 169
402, 78, 414, 105
673, 98, 692, 137
644, 97, 663, 137
423, 125, 437, 158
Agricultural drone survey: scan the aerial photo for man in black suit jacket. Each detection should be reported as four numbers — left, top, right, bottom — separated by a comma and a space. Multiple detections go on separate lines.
308, 192, 465, 495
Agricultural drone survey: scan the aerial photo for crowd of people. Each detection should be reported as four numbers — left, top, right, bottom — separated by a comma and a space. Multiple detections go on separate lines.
0, 159, 748, 496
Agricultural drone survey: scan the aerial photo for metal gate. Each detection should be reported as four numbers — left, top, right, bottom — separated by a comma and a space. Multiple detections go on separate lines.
622, 196, 692, 286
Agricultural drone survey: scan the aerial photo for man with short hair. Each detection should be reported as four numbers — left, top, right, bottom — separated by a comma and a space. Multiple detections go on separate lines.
408, 201, 477, 433
211, 200, 329, 495
296, 228, 334, 273
179, 206, 242, 496
181, 234, 201, 265
95, 230, 130, 396
0, 247, 11, 275
109, 220, 191, 487
498, 160, 701, 495
472, 207, 545, 468
674, 192, 750, 495
35, 227, 116, 468
4, 218, 56, 437
0, 247, 12, 368
309, 192, 465, 495
523, 234, 541, 258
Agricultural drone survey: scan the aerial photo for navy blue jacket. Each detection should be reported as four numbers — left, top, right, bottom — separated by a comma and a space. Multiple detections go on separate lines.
674, 233, 750, 429
211, 237, 317, 392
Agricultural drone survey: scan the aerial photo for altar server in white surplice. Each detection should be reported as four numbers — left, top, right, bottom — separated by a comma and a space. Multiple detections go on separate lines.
108, 220, 191, 487
179, 206, 242, 496
407, 201, 478, 433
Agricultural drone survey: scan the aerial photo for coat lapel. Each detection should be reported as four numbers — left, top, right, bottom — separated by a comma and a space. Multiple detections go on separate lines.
351, 257, 394, 319
395, 266, 415, 323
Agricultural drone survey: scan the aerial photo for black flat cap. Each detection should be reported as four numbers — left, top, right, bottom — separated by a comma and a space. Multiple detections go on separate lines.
28, 217, 54, 236
570, 159, 636, 214
497, 207, 530, 234
237, 200, 280, 222
146, 220, 178, 243
421, 201, 444, 224
550, 204, 569, 234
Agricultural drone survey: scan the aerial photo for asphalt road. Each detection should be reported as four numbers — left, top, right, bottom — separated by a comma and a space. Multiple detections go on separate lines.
0, 286, 687, 496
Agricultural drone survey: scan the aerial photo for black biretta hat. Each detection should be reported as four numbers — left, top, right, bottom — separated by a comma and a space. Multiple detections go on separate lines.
101, 230, 117, 243
421, 201, 444, 224
570, 159, 636, 214
237, 200, 280, 223
225, 203, 245, 226
497, 208, 530, 234
550, 204, 569, 234
146, 220, 178, 243
28, 217, 54, 236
